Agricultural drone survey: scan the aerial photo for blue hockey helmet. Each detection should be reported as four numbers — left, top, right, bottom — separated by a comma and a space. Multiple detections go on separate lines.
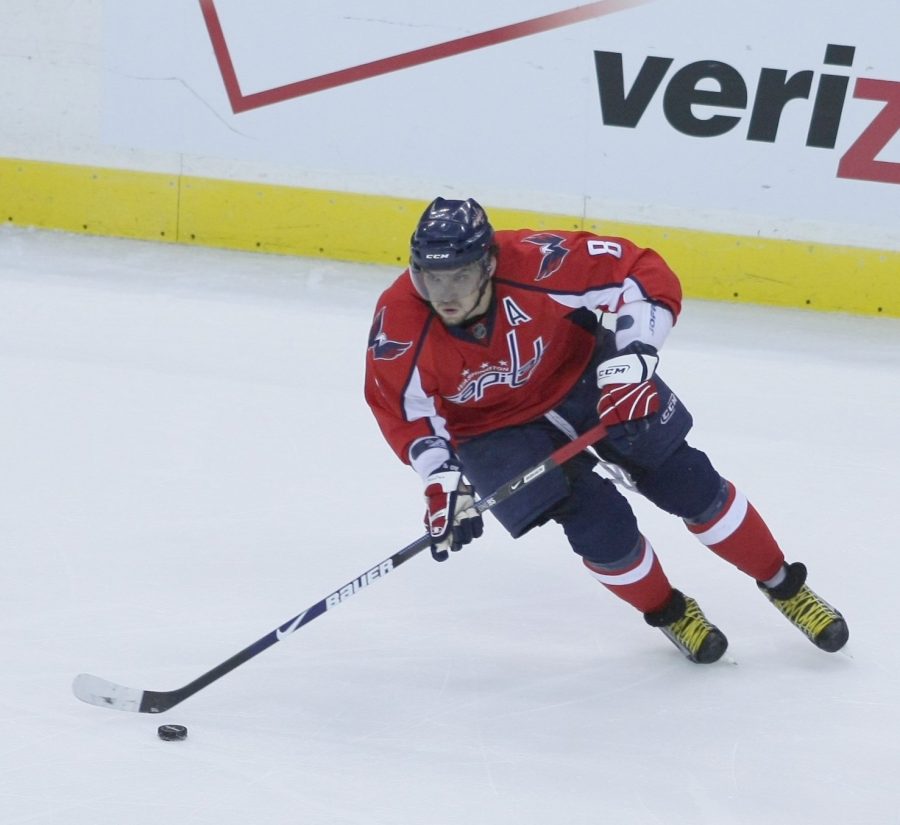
409, 197, 494, 273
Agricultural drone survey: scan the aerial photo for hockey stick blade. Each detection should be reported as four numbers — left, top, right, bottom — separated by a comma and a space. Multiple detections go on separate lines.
73, 674, 149, 713
73, 420, 607, 713
73, 672, 202, 714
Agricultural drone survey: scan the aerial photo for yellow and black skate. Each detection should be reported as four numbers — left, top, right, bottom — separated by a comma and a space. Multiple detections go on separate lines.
758, 562, 849, 652
645, 590, 728, 664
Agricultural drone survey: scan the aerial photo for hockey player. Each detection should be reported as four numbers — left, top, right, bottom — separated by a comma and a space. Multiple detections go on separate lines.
364, 197, 848, 663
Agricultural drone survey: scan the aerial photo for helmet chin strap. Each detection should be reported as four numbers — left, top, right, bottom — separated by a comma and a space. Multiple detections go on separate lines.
458, 276, 492, 324
456, 256, 495, 324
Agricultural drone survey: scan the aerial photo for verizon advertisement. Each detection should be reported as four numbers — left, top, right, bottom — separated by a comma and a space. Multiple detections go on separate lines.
94, 0, 897, 249
594, 45, 899, 186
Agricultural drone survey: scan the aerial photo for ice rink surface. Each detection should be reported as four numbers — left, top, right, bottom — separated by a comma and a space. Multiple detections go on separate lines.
1, 225, 898, 824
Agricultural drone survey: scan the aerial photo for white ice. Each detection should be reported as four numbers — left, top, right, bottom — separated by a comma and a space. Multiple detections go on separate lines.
1, 226, 898, 825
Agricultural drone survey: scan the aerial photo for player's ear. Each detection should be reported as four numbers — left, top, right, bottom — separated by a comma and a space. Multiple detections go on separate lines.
486, 253, 498, 277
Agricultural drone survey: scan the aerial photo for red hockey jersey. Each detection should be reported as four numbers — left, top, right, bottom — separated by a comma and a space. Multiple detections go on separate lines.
365, 229, 682, 464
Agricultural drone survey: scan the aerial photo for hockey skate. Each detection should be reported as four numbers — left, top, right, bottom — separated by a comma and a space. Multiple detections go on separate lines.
644, 590, 728, 664
758, 562, 848, 652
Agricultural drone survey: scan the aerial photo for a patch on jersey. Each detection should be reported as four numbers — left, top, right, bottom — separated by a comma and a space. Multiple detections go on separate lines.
502, 296, 532, 326
523, 233, 570, 281
448, 330, 545, 404
367, 307, 413, 361
470, 321, 489, 340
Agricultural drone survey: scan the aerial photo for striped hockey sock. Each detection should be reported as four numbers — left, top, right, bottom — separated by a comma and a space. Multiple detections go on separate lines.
583, 537, 674, 614
685, 480, 785, 582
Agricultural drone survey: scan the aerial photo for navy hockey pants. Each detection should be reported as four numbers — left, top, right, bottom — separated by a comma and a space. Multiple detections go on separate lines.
456, 371, 724, 568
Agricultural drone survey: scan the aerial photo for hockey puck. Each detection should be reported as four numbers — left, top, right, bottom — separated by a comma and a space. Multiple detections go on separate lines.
157, 724, 188, 741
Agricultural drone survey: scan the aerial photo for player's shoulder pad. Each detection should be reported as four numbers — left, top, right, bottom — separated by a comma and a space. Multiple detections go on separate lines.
495, 227, 610, 287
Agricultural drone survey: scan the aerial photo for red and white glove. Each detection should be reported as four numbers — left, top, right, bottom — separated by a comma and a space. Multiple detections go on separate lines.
596, 342, 660, 433
410, 437, 484, 562
423, 459, 483, 562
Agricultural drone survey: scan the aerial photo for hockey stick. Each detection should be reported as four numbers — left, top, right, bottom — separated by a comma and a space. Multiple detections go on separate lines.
72, 420, 607, 714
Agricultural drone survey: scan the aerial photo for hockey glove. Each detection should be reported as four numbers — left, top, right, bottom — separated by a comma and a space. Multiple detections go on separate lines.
596, 342, 660, 435
423, 459, 483, 562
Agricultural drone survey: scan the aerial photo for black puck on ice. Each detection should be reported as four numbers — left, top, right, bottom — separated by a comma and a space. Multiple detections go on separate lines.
157, 724, 188, 741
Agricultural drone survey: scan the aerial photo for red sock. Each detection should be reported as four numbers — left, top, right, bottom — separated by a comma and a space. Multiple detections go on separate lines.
583, 537, 673, 614
685, 481, 784, 582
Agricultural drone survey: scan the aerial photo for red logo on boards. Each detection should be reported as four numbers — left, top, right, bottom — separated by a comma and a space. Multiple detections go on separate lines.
197, 0, 652, 113
199, 2, 898, 186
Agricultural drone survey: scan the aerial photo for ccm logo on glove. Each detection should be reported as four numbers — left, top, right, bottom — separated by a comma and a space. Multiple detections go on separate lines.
596, 342, 661, 432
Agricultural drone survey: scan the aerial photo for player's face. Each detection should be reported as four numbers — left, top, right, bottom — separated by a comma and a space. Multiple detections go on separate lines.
414, 257, 495, 325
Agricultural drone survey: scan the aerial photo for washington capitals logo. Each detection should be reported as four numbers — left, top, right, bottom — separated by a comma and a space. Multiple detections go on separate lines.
447, 330, 545, 404
368, 308, 413, 361
523, 233, 569, 281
